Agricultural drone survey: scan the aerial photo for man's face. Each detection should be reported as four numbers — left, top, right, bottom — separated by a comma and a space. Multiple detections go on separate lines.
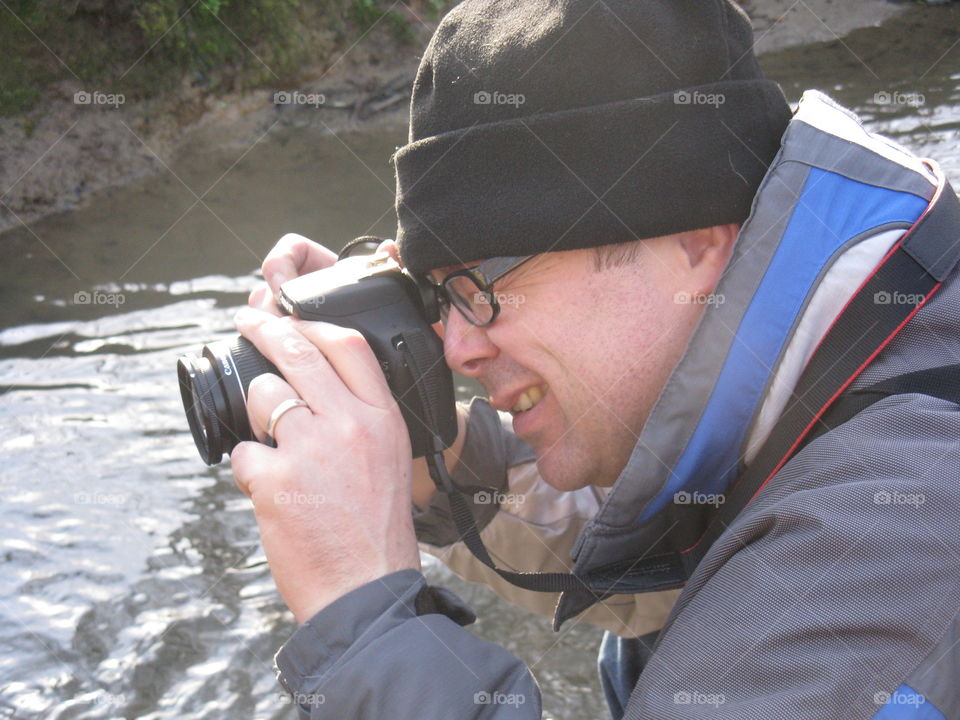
430, 241, 706, 492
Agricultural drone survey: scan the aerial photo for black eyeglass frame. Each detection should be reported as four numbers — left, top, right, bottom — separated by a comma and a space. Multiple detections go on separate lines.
431, 255, 537, 327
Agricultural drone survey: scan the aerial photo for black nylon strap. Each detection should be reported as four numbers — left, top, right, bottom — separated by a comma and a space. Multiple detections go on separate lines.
800, 363, 960, 452
437, 475, 594, 592
436, 476, 689, 594
746, 188, 957, 484
401, 332, 594, 593
901, 180, 960, 281
677, 362, 960, 576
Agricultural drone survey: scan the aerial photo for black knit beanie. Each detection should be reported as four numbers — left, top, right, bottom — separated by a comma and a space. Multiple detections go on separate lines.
393, 0, 793, 275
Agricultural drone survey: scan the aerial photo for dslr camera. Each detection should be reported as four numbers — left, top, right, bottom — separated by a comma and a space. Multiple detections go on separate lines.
177, 250, 457, 465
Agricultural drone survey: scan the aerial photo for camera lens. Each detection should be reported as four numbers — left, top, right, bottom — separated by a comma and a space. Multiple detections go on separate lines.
177, 336, 279, 465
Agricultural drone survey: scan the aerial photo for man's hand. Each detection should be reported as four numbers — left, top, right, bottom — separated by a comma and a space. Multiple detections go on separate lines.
229, 306, 421, 624
248, 233, 339, 316
247, 233, 465, 511
247, 232, 400, 315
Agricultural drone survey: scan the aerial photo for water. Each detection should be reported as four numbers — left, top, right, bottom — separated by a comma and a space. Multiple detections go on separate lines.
2, 7, 958, 718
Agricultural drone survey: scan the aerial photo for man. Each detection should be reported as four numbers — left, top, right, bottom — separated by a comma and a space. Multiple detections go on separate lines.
231, 0, 960, 717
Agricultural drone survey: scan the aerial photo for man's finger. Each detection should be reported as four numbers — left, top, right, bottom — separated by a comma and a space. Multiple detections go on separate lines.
291, 319, 396, 410
376, 239, 402, 267
230, 440, 277, 497
235, 308, 352, 411
262, 233, 338, 297
248, 282, 282, 315
246, 373, 313, 444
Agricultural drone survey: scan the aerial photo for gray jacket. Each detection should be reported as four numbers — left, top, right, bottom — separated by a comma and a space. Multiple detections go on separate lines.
273, 92, 960, 720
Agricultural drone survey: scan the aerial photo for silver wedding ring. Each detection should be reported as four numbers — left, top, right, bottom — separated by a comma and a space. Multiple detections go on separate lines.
265, 398, 310, 442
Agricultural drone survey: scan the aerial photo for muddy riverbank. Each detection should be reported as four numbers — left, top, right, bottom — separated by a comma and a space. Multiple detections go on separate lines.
0, 0, 928, 236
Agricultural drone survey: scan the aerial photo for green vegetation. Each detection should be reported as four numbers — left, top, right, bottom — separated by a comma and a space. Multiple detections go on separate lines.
348, 0, 414, 43
131, 0, 312, 92
0, 0, 458, 117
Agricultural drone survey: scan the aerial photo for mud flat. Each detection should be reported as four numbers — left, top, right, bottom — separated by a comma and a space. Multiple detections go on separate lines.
0, 0, 927, 235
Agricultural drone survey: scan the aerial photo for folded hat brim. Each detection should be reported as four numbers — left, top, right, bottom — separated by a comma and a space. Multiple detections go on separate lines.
395, 79, 792, 275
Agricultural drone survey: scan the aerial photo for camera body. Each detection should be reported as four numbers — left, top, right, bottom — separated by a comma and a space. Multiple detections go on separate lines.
278, 254, 458, 455
177, 253, 457, 465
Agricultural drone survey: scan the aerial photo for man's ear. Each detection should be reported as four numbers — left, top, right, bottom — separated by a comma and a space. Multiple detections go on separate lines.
678, 224, 739, 292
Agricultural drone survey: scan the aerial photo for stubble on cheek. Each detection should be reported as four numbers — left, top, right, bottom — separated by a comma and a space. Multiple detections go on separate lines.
530, 385, 616, 491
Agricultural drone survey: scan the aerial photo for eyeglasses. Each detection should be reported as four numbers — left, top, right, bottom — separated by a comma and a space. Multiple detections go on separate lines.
431, 255, 536, 327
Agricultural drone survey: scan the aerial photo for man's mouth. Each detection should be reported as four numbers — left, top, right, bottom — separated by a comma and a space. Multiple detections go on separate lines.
511, 384, 548, 414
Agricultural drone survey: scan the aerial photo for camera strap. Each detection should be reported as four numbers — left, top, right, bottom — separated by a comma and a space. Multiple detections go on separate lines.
398, 332, 597, 593
425, 451, 600, 593
419, 173, 960, 599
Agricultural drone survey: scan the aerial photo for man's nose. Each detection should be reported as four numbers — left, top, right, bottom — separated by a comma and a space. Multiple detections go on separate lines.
441, 307, 498, 377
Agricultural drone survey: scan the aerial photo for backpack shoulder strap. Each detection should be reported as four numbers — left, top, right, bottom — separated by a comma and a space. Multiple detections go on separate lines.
679, 175, 960, 575
800, 363, 960, 452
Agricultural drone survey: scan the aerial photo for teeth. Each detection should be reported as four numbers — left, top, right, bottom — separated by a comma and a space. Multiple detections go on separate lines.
512, 385, 547, 413
527, 386, 543, 405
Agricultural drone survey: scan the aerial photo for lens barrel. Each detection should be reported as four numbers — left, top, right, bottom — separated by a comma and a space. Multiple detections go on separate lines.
177, 336, 279, 465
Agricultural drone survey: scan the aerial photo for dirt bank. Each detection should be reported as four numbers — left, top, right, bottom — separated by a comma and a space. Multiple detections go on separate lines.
0, 0, 916, 236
